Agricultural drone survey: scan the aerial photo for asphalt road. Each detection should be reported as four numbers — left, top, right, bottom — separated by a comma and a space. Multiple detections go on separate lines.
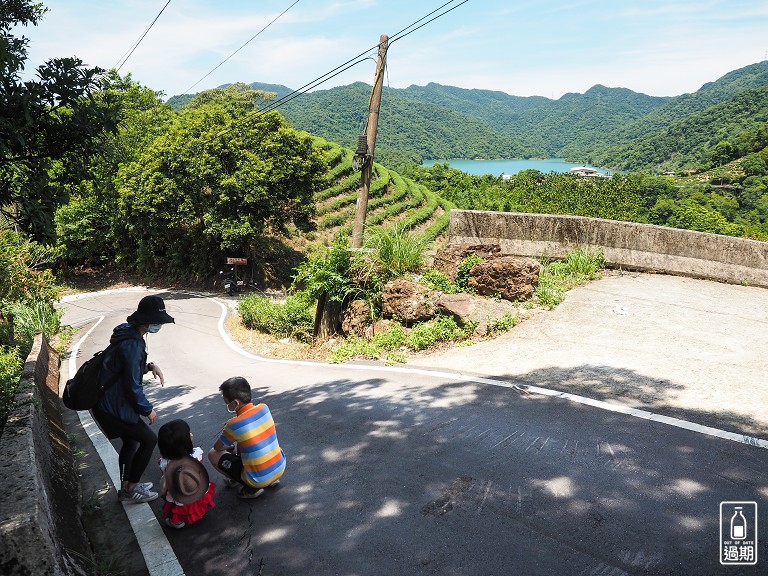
61, 286, 768, 576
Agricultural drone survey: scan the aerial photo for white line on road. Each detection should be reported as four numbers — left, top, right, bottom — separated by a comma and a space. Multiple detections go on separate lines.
68, 316, 184, 576
63, 289, 768, 575
211, 297, 768, 451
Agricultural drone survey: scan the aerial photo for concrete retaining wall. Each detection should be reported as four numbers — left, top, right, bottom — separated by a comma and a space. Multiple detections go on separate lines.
0, 334, 90, 576
449, 210, 768, 288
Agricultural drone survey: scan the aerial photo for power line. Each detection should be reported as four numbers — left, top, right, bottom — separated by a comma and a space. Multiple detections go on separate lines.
389, 0, 470, 45
215, 0, 471, 137
182, 0, 302, 95
115, 0, 173, 72
389, 0, 467, 42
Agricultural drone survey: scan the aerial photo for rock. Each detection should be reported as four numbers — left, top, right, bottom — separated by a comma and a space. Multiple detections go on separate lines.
437, 292, 520, 336
381, 279, 438, 322
432, 243, 501, 283
467, 256, 540, 301
341, 300, 372, 336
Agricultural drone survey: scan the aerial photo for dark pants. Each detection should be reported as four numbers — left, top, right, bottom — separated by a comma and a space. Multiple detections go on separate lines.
92, 408, 157, 485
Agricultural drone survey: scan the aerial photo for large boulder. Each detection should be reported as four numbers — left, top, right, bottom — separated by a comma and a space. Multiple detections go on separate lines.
381, 279, 438, 322
436, 292, 520, 336
341, 299, 372, 336
432, 243, 501, 283
467, 256, 540, 301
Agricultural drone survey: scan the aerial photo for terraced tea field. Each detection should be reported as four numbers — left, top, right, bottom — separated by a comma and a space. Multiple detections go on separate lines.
310, 138, 454, 245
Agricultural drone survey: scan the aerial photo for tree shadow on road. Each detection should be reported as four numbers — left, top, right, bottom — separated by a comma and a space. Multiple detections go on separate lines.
503, 365, 767, 439
144, 367, 768, 576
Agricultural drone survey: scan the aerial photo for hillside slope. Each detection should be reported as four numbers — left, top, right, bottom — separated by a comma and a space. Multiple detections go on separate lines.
166, 61, 768, 171
304, 136, 454, 246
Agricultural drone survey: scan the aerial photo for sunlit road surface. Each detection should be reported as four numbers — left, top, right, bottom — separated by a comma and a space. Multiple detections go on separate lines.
62, 288, 768, 575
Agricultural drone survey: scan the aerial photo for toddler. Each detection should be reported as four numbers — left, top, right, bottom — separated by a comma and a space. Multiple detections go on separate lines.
158, 419, 216, 528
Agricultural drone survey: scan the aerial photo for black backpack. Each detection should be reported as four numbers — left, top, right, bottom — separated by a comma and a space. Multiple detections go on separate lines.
62, 343, 120, 410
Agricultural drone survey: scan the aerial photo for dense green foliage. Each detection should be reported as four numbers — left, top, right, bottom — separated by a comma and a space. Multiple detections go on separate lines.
408, 159, 768, 239
585, 88, 768, 171
117, 85, 326, 278
1, 1, 120, 242
165, 61, 768, 173
238, 292, 314, 341
0, 230, 62, 422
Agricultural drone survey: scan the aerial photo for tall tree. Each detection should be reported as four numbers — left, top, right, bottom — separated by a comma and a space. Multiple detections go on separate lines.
1, 0, 119, 240
117, 84, 327, 278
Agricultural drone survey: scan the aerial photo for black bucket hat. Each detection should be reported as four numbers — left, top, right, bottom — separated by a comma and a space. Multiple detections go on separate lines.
126, 295, 175, 325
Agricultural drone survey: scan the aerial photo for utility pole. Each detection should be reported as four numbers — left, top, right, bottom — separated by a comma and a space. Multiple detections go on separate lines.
351, 34, 388, 249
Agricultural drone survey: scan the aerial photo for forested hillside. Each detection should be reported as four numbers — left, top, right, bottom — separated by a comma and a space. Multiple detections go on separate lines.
274, 82, 541, 168
585, 87, 768, 171
561, 61, 768, 167
167, 60, 768, 172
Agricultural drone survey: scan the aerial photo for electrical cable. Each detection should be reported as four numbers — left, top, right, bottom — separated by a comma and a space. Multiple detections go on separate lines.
115, 0, 173, 72
181, 0, 302, 95
389, 0, 470, 46
388, 0, 465, 42
213, 0, 471, 138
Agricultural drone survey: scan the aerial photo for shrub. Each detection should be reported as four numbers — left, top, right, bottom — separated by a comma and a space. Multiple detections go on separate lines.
0, 229, 60, 304
239, 292, 314, 341
371, 322, 406, 350
455, 253, 484, 291
292, 235, 358, 303
405, 315, 463, 351
419, 269, 457, 293
0, 346, 24, 423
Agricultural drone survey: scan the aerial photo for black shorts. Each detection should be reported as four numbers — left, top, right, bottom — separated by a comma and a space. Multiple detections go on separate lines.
218, 453, 246, 485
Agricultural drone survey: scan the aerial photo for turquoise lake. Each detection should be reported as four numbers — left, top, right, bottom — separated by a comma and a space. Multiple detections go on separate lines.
422, 158, 610, 176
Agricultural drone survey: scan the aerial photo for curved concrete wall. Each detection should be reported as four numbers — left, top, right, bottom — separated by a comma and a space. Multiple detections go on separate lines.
449, 210, 768, 288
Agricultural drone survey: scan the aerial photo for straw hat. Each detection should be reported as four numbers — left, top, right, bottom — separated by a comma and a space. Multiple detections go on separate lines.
164, 456, 209, 504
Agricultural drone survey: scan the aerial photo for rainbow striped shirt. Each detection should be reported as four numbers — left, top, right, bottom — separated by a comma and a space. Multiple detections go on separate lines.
220, 402, 286, 488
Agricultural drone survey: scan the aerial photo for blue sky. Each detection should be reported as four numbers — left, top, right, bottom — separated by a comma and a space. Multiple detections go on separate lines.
19, 0, 768, 101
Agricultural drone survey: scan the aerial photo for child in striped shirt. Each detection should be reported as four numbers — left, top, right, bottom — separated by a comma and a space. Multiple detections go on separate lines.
208, 376, 286, 499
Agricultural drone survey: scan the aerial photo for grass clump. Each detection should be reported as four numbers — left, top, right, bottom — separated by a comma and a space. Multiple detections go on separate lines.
238, 292, 314, 342
534, 248, 605, 309
327, 316, 468, 363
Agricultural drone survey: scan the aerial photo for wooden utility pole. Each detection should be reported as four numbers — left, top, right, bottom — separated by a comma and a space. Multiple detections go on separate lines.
351, 34, 388, 249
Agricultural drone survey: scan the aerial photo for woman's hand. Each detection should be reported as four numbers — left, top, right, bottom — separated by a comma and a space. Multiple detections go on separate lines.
147, 362, 165, 386
147, 409, 158, 424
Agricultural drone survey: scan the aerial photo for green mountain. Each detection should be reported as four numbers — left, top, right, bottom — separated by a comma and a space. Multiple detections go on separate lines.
586, 86, 768, 171
167, 60, 768, 171
276, 82, 542, 167
560, 61, 768, 165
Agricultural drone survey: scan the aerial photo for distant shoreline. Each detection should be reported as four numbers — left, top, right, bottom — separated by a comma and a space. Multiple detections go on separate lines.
422, 158, 610, 176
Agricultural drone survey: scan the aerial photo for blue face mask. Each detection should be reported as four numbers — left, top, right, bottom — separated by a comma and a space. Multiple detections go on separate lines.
147, 324, 162, 333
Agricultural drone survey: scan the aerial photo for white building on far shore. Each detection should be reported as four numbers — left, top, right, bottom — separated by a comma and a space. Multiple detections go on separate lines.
569, 166, 607, 177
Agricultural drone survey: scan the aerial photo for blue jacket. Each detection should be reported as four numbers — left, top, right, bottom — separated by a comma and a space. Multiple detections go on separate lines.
96, 323, 152, 423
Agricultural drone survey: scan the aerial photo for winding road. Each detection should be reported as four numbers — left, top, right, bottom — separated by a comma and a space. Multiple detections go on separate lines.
61, 284, 768, 576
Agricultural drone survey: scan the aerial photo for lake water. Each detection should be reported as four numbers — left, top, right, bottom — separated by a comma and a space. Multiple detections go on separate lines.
422, 158, 610, 176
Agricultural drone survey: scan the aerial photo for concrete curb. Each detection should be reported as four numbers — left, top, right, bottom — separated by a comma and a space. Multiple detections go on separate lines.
0, 334, 91, 576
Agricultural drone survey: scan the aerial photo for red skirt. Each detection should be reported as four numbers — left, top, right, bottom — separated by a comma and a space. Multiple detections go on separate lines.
162, 482, 216, 525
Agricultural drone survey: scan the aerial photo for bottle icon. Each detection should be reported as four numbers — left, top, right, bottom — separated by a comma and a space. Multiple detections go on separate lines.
731, 507, 747, 540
